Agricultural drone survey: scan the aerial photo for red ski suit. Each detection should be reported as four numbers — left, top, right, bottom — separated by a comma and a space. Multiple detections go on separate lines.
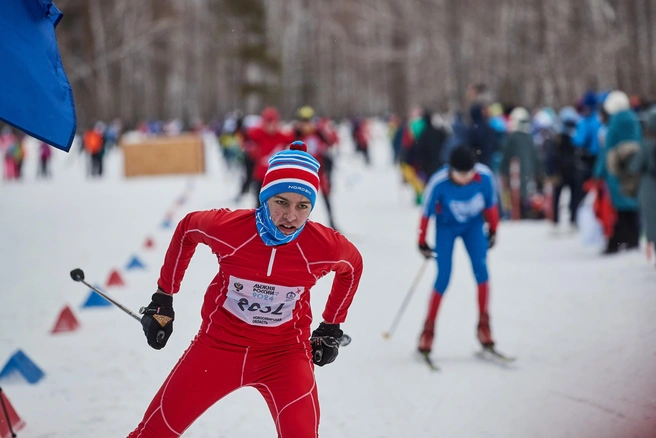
248, 127, 295, 183
129, 208, 363, 438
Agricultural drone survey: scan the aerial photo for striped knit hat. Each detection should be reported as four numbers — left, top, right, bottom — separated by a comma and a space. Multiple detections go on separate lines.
259, 141, 321, 209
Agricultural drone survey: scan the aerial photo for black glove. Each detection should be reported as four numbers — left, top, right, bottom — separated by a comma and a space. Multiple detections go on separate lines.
418, 242, 434, 259
487, 230, 496, 249
310, 322, 343, 367
139, 291, 175, 350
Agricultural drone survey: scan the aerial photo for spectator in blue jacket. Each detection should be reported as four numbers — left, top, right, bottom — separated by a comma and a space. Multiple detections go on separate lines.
573, 91, 602, 181
594, 91, 642, 254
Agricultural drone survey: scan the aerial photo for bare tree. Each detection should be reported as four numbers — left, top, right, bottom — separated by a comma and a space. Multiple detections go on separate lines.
55, 0, 656, 128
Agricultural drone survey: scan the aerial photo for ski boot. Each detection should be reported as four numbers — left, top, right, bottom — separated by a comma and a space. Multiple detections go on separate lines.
477, 312, 495, 349
418, 321, 435, 354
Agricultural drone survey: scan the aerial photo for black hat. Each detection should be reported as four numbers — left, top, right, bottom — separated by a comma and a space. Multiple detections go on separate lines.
449, 146, 476, 172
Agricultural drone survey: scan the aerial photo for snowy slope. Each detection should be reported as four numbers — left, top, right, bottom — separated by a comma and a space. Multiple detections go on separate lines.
1, 125, 655, 438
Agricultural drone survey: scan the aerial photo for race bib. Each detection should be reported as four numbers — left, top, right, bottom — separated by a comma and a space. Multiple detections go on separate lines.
223, 276, 303, 327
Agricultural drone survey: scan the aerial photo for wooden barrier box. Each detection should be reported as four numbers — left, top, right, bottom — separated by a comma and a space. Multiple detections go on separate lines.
122, 134, 205, 177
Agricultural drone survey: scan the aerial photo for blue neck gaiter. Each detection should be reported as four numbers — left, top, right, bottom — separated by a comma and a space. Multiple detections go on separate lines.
255, 202, 306, 247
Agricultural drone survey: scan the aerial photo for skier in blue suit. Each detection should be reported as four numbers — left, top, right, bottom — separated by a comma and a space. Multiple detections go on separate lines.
416, 146, 500, 354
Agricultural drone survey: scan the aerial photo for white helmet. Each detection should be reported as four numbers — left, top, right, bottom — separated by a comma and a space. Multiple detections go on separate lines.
533, 110, 553, 130
510, 107, 531, 132
603, 91, 630, 116
510, 107, 530, 123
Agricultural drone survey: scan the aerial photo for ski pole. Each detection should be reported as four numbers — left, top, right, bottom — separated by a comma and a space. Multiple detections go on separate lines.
70, 268, 165, 343
382, 257, 431, 340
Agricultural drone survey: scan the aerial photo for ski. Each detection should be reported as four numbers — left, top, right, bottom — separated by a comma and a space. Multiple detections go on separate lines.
418, 351, 440, 371
476, 346, 516, 364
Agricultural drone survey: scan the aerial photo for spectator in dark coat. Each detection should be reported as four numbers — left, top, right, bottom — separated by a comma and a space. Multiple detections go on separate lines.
413, 110, 447, 180
546, 107, 582, 225
469, 104, 498, 166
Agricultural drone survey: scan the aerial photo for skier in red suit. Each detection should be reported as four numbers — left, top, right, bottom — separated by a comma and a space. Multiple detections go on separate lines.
128, 141, 363, 438
293, 105, 339, 229
248, 107, 295, 204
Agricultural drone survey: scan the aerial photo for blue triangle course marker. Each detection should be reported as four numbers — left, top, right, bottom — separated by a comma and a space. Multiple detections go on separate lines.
125, 255, 146, 270
161, 219, 172, 229
81, 288, 112, 308
0, 350, 45, 384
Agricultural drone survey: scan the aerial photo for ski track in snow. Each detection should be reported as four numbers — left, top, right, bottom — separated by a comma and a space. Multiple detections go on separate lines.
550, 391, 626, 420
1, 124, 655, 437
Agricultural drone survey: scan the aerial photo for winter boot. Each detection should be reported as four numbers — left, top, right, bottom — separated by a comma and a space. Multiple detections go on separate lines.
477, 312, 495, 348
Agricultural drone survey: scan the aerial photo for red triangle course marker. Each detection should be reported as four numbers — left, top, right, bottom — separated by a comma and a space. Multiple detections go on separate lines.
106, 269, 125, 287
144, 236, 155, 249
50, 305, 80, 334
0, 387, 26, 436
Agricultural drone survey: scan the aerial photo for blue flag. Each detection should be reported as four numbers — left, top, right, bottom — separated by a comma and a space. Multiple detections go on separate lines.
0, 0, 76, 152
125, 255, 146, 270
0, 350, 46, 384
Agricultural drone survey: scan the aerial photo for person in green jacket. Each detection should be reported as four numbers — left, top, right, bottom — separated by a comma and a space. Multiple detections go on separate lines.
629, 106, 656, 261
500, 107, 542, 218
594, 91, 642, 254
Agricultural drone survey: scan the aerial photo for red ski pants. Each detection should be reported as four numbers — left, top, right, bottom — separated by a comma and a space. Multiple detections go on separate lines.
128, 332, 319, 437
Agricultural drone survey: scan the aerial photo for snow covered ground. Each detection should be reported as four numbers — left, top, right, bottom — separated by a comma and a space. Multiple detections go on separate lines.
1, 124, 655, 437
